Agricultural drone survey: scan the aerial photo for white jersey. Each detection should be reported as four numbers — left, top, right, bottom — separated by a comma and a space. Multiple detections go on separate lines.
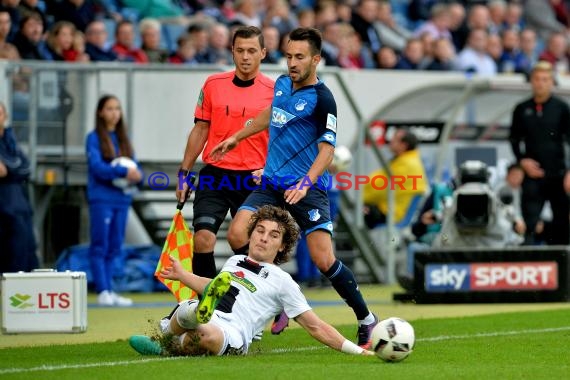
213, 255, 312, 349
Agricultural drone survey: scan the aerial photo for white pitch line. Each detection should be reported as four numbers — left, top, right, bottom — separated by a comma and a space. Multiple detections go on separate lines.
1, 326, 569, 375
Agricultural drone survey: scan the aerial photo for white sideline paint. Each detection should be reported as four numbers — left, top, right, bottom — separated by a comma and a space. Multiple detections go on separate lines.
1, 326, 569, 375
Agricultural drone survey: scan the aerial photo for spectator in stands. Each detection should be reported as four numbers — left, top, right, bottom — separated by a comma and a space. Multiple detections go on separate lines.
86, 94, 143, 306
17, 0, 48, 30
520, 28, 538, 72
0, 101, 39, 274
139, 18, 169, 63
336, 0, 352, 23
261, 25, 282, 64
1, 0, 20, 41
232, 0, 261, 28
167, 32, 198, 65
85, 20, 118, 61
499, 28, 531, 74
51, 0, 97, 32
454, 28, 497, 77
46, 20, 83, 61
453, 4, 490, 52
362, 128, 428, 229
207, 22, 232, 65
188, 22, 213, 63
538, 32, 569, 76
112, 20, 149, 63
376, 45, 398, 69
351, 0, 382, 55
488, 0, 507, 35
414, 3, 452, 42
418, 30, 435, 66
262, 0, 296, 37
425, 37, 455, 71
447, 2, 466, 49
394, 38, 424, 70
314, 1, 337, 30
486, 33, 503, 69
374, 0, 411, 53
0, 8, 19, 59
320, 21, 341, 66
524, 0, 568, 43
296, 6, 315, 28
510, 61, 570, 245
495, 162, 526, 237
12, 12, 52, 60
336, 22, 375, 69
503, 1, 524, 32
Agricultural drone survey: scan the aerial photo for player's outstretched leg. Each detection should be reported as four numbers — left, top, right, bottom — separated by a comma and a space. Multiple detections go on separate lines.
197, 271, 232, 324
129, 335, 163, 355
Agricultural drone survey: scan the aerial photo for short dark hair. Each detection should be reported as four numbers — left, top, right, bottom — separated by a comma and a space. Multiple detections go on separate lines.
398, 128, 418, 150
247, 205, 299, 265
232, 25, 264, 49
506, 162, 522, 173
288, 27, 322, 56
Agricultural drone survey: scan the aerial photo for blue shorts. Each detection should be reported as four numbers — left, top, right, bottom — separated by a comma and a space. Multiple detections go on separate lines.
239, 186, 333, 235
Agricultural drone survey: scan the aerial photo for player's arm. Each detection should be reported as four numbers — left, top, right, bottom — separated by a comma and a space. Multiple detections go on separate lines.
209, 106, 271, 161
177, 120, 210, 202
284, 142, 333, 205
295, 310, 374, 356
159, 255, 210, 294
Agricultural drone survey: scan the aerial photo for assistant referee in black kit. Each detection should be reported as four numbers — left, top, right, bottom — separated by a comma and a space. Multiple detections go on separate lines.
510, 61, 570, 245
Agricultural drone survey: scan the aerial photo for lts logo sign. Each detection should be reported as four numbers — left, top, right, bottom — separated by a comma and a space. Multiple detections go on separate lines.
9, 292, 71, 309
425, 262, 558, 292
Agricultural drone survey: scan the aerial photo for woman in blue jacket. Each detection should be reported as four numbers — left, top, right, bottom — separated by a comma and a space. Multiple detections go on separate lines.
86, 95, 142, 306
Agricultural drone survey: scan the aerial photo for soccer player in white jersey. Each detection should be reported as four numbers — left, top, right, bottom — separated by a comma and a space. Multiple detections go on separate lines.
129, 205, 374, 357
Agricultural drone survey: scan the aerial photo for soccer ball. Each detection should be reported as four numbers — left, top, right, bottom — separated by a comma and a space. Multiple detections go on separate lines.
333, 145, 352, 171
111, 156, 137, 189
371, 317, 415, 362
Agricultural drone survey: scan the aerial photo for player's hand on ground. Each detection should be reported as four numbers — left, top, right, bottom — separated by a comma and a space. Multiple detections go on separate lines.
284, 183, 308, 205
361, 350, 375, 356
209, 136, 238, 161
520, 158, 544, 179
126, 167, 142, 183
251, 168, 263, 185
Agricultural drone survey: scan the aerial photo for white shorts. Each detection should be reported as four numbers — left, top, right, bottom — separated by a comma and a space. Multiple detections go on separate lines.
209, 311, 247, 356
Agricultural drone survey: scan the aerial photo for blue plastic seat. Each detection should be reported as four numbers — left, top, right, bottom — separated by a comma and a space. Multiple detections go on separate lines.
374, 194, 424, 230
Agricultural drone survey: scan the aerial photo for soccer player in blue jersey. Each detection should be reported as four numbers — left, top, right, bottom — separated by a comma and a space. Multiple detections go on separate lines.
210, 27, 378, 349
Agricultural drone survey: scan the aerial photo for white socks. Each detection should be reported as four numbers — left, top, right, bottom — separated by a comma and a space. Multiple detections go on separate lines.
175, 300, 199, 330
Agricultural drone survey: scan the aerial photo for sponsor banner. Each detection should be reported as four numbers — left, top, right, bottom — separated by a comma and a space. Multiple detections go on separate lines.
425, 262, 558, 292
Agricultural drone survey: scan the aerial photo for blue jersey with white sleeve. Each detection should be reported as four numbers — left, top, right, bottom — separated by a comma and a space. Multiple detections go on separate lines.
264, 75, 337, 189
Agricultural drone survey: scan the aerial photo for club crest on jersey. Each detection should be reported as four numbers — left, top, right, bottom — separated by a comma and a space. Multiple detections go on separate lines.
308, 209, 321, 222
295, 99, 307, 111
276, 90, 283, 96
271, 107, 295, 128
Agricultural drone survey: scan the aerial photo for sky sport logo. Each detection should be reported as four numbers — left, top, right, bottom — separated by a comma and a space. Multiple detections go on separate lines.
145, 171, 424, 191
9, 293, 33, 309
425, 262, 558, 292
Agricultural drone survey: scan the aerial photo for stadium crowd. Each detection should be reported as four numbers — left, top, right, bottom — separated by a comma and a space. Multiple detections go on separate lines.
1, 0, 569, 75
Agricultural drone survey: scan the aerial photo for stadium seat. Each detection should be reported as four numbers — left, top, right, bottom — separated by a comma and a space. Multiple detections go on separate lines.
161, 24, 187, 53
374, 194, 424, 230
